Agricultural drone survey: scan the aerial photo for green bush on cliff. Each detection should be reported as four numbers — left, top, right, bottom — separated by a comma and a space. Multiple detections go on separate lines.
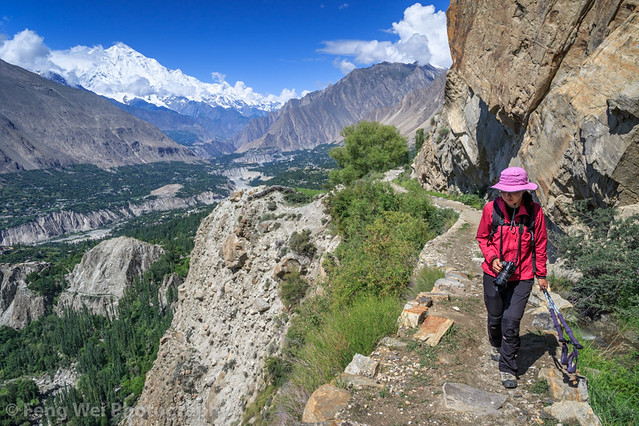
324, 178, 455, 304
329, 121, 409, 186
556, 202, 639, 321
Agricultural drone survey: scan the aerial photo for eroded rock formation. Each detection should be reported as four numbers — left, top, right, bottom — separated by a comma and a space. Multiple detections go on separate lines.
414, 0, 639, 221
0, 262, 48, 328
0, 190, 224, 246
56, 236, 164, 316
129, 188, 338, 425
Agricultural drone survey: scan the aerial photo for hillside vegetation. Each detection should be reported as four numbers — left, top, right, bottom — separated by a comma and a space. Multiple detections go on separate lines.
0, 207, 215, 425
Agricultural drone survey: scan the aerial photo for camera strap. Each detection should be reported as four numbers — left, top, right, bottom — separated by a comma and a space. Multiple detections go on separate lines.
498, 219, 523, 266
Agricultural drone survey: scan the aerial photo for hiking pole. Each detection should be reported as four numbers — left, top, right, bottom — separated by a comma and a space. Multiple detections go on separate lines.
543, 288, 583, 374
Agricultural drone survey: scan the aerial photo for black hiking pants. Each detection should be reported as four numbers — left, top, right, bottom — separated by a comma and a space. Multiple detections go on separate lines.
483, 273, 534, 376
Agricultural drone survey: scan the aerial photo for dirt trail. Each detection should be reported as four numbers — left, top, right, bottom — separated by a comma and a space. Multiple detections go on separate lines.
334, 196, 577, 425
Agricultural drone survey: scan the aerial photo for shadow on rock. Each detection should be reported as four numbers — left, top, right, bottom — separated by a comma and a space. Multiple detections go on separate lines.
518, 332, 558, 376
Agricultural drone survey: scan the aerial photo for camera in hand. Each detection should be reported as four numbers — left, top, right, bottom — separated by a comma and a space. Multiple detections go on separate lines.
494, 260, 516, 291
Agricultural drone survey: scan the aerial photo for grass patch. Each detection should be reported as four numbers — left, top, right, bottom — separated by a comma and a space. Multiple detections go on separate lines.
408, 341, 438, 367
575, 331, 639, 424
242, 384, 277, 425
529, 379, 550, 396
289, 295, 401, 395
407, 266, 445, 299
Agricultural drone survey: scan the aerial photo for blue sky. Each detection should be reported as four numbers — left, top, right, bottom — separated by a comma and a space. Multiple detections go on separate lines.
0, 1, 450, 99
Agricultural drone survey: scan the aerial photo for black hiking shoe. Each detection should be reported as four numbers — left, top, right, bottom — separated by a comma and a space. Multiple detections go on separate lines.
500, 371, 517, 388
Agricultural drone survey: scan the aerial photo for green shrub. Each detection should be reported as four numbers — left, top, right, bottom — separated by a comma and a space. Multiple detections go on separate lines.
329, 121, 409, 186
289, 229, 316, 258
264, 357, 290, 387
414, 128, 425, 156
556, 203, 639, 319
280, 270, 309, 308
329, 211, 428, 304
455, 193, 485, 210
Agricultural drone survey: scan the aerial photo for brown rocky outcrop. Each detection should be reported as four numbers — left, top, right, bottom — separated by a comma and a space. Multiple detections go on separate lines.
414, 0, 639, 219
128, 188, 338, 425
0, 262, 48, 328
56, 237, 164, 316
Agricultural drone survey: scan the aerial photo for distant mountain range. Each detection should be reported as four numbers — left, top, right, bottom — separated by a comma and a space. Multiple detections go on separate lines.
234, 62, 446, 152
46, 43, 282, 114
0, 59, 197, 173
33, 44, 446, 155
1, 43, 446, 172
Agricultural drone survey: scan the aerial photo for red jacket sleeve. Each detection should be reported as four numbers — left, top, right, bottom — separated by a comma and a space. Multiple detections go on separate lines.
476, 201, 498, 265
533, 204, 548, 277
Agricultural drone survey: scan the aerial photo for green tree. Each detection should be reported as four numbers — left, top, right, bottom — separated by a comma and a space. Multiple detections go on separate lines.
329, 121, 409, 186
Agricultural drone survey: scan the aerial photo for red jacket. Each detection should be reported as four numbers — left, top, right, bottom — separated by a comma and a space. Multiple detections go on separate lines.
476, 197, 548, 280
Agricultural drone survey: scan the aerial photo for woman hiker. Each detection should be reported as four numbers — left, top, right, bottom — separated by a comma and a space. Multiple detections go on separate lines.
476, 167, 549, 388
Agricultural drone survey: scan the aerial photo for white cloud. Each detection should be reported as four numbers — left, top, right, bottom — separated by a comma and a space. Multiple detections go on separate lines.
0, 29, 57, 72
318, 3, 451, 72
124, 76, 154, 97
334, 58, 356, 74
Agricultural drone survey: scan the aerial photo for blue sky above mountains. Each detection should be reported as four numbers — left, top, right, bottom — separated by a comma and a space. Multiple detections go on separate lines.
0, 1, 450, 102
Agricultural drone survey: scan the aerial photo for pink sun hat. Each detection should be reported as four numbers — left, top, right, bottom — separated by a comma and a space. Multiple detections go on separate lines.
491, 167, 538, 192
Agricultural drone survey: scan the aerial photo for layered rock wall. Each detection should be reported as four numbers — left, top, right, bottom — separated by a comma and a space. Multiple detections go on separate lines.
56, 237, 164, 316
129, 188, 338, 425
0, 262, 48, 328
414, 0, 639, 220
0, 191, 224, 246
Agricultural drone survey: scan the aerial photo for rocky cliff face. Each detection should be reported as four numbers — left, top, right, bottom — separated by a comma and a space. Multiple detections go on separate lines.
234, 63, 445, 152
0, 59, 197, 174
0, 190, 224, 246
0, 262, 48, 328
413, 0, 639, 220
56, 237, 164, 316
129, 188, 338, 425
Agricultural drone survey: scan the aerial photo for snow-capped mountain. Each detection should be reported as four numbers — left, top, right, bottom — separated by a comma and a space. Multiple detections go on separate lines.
46, 42, 283, 115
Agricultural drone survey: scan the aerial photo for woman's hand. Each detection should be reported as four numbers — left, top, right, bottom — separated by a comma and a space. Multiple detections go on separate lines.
492, 258, 503, 273
538, 277, 549, 292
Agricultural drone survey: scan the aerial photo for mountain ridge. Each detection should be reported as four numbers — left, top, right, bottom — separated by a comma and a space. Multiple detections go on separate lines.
234, 62, 446, 152
0, 59, 198, 173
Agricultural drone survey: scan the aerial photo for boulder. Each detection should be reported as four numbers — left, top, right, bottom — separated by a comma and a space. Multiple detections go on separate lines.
538, 367, 589, 402
344, 354, 379, 378
443, 382, 507, 415
545, 400, 602, 425
398, 305, 429, 328
221, 233, 248, 269
302, 384, 350, 423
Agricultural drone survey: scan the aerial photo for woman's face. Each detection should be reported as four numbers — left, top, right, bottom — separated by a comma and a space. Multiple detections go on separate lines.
500, 190, 524, 208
